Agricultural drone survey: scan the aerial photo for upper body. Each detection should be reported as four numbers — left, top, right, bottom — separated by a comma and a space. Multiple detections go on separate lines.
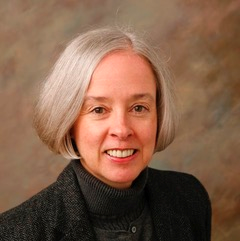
0, 160, 211, 241
0, 26, 212, 240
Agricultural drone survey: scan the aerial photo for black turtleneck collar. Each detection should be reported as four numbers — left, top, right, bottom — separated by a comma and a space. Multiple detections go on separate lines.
71, 159, 148, 229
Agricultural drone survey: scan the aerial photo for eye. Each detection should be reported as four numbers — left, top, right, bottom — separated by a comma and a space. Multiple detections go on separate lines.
91, 107, 105, 114
133, 105, 147, 113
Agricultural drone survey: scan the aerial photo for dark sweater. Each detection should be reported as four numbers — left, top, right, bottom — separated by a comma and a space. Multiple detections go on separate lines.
72, 160, 155, 240
0, 161, 211, 241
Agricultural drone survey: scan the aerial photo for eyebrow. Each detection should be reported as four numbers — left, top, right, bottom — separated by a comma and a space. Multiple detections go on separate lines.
83, 96, 109, 104
130, 93, 155, 102
83, 93, 155, 103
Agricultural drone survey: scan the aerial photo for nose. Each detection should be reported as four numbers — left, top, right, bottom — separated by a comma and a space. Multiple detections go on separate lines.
109, 112, 133, 140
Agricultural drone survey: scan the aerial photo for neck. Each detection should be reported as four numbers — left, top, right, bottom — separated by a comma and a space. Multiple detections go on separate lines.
71, 159, 148, 217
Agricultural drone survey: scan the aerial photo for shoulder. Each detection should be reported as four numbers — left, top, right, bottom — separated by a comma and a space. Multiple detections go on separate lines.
0, 163, 79, 240
147, 167, 211, 213
148, 167, 209, 197
147, 168, 211, 240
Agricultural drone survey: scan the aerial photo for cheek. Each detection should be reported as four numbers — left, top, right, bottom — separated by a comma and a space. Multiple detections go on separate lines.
141, 117, 157, 140
134, 121, 157, 155
144, 130, 157, 149
75, 123, 105, 154
144, 123, 157, 153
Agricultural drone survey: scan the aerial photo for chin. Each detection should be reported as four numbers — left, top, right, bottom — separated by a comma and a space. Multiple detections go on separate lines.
107, 171, 140, 188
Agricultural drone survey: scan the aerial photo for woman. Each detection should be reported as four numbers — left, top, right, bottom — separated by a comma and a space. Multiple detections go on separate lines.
0, 26, 211, 241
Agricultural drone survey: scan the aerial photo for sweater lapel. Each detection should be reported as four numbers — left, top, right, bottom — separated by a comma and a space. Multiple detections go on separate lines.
146, 168, 193, 241
54, 164, 97, 241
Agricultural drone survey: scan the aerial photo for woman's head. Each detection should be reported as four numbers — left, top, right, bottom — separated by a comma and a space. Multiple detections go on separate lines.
33, 26, 177, 160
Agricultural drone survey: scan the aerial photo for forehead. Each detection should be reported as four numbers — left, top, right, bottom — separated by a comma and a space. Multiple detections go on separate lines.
87, 50, 156, 95
92, 50, 153, 78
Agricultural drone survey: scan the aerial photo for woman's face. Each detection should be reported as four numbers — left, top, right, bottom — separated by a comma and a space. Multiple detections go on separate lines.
73, 50, 157, 189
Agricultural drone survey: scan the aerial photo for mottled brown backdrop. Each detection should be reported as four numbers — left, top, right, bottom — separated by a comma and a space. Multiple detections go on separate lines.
0, 0, 239, 240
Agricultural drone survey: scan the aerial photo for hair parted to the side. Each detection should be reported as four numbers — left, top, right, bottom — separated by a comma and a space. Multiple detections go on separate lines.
33, 26, 178, 159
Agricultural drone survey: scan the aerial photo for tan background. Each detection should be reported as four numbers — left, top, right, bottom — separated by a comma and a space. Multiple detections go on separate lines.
0, 0, 239, 240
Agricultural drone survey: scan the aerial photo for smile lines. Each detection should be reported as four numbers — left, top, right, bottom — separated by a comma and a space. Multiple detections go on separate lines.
106, 149, 135, 158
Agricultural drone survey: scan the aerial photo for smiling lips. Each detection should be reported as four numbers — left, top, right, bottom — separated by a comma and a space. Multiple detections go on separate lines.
106, 149, 136, 158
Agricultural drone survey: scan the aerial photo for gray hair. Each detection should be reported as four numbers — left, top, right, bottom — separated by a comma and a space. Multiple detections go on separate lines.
33, 26, 178, 159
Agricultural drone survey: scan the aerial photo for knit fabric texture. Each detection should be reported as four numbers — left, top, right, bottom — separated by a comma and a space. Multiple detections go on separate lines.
72, 159, 147, 228
93, 204, 155, 241
0, 161, 211, 241
72, 160, 155, 240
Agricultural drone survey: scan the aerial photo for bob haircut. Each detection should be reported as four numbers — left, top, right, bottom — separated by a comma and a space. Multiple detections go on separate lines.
33, 26, 178, 159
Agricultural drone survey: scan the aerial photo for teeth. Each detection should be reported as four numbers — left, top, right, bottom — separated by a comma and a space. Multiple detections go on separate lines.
107, 149, 135, 158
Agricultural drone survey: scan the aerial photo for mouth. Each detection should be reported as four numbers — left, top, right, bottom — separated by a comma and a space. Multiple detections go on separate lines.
106, 149, 137, 158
